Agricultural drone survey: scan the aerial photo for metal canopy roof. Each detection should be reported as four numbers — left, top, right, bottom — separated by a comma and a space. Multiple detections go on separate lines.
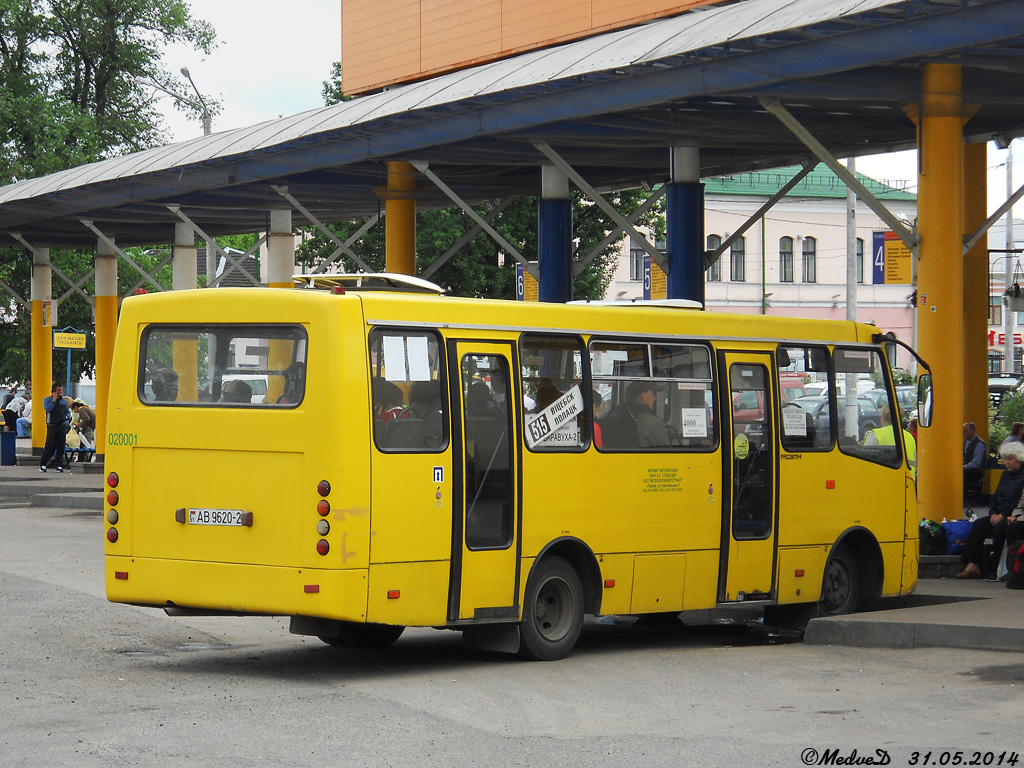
2, 0, 1023, 249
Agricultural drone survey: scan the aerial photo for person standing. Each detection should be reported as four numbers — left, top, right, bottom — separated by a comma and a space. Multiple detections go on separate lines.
2, 385, 18, 431
39, 383, 72, 473
71, 399, 96, 445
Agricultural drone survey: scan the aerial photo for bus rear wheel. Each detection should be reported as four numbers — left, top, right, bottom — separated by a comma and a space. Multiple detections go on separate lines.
518, 556, 584, 661
819, 544, 860, 616
320, 622, 405, 649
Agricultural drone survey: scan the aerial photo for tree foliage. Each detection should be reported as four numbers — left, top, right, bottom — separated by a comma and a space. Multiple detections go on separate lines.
0, 0, 215, 384
299, 64, 665, 301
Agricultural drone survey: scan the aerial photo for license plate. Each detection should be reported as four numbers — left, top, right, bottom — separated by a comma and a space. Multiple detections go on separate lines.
188, 508, 247, 527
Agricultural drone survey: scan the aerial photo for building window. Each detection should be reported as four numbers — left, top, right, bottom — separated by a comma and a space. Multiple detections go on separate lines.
629, 244, 644, 282
779, 237, 794, 283
990, 296, 1003, 326
802, 237, 817, 283
706, 234, 721, 282
856, 238, 864, 284
730, 236, 745, 282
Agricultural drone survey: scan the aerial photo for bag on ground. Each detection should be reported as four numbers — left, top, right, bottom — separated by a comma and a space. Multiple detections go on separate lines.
919, 520, 944, 556
942, 519, 973, 555
1005, 540, 1024, 590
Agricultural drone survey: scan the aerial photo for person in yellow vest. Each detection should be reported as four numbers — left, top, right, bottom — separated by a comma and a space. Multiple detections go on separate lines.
863, 404, 916, 478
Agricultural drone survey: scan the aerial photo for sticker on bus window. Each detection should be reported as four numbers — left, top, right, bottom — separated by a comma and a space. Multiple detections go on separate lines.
680, 408, 708, 438
783, 406, 808, 436
407, 336, 431, 381
383, 335, 407, 381
524, 385, 583, 449
734, 433, 750, 460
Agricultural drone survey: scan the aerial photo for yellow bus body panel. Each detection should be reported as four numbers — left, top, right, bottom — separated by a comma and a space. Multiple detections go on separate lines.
103, 288, 917, 632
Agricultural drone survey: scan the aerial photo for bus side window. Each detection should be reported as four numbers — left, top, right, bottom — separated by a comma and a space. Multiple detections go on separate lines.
778, 344, 830, 453
520, 334, 586, 452
369, 329, 447, 453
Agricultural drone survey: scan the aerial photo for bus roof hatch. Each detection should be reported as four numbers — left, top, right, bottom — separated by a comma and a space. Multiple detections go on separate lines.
293, 273, 445, 295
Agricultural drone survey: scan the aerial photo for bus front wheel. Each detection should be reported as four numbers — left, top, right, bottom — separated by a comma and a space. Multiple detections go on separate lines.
819, 544, 860, 616
320, 622, 405, 649
518, 556, 584, 661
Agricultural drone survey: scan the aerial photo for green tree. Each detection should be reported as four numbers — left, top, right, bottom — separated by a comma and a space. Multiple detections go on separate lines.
0, 0, 215, 384
300, 64, 665, 301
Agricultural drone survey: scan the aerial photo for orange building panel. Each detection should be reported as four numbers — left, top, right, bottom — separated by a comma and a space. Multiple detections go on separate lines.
500, 0, 592, 51
421, 0, 502, 73
592, 0, 716, 29
341, 0, 728, 95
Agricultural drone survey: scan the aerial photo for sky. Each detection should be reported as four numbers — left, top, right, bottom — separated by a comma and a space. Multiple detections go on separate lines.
157, 1, 341, 142
154, 2, 1016, 223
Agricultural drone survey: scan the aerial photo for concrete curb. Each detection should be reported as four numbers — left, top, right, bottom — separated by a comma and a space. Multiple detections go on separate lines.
805, 615, 1024, 652
31, 492, 103, 512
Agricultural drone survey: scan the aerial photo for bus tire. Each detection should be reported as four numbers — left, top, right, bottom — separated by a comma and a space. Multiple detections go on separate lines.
320, 622, 405, 649
819, 544, 860, 616
518, 556, 584, 661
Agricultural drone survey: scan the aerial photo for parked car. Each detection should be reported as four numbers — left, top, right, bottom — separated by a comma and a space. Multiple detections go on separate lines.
789, 395, 880, 441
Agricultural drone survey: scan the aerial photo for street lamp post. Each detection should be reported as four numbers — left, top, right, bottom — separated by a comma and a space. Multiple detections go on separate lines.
180, 66, 211, 136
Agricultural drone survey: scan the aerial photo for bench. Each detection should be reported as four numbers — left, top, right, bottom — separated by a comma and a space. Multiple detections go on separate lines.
63, 446, 95, 467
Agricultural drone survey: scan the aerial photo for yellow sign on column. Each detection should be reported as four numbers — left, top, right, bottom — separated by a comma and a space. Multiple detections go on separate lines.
53, 331, 87, 349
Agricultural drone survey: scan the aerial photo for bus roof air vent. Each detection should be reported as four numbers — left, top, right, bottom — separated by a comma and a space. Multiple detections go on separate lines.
293, 273, 444, 295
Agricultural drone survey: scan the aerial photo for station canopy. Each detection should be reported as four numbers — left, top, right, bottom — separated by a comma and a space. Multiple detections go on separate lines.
1, 0, 1023, 249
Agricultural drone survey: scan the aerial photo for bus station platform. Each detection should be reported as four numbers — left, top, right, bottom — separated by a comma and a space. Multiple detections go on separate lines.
1, 460, 1020, 652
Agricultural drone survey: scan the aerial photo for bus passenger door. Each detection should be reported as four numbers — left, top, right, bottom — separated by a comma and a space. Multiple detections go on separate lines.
448, 342, 521, 622
719, 352, 777, 603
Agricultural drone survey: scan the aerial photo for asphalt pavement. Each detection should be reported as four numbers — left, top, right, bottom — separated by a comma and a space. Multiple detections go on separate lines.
2, 458, 1021, 653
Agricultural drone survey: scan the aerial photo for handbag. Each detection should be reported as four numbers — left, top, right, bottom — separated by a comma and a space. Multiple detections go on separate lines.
942, 519, 974, 555
919, 520, 944, 556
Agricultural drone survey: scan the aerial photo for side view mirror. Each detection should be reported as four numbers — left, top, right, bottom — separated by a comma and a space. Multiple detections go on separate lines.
917, 373, 933, 428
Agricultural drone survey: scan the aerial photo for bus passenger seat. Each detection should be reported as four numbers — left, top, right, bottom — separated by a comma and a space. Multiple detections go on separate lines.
599, 406, 639, 450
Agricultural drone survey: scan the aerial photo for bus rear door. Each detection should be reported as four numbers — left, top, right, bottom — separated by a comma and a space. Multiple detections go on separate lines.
720, 351, 778, 602
448, 341, 521, 622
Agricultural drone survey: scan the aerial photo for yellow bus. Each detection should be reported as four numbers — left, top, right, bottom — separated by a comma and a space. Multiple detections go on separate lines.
104, 275, 922, 660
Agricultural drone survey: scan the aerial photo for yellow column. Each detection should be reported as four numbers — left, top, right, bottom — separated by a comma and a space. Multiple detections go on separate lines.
30, 248, 52, 451
916, 63, 968, 522
172, 222, 198, 401
963, 142, 989, 444
95, 238, 118, 459
384, 161, 417, 275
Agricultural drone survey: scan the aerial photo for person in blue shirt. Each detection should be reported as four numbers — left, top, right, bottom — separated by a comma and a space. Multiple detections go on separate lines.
39, 382, 72, 473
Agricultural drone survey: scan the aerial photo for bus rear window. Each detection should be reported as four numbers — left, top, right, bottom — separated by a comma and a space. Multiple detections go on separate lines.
139, 324, 308, 407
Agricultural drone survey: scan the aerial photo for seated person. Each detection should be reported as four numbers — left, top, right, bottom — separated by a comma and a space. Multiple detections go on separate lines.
220, 379, 252, 403
625, 380, 671, 448
957, 440, 1024, 579
277, 362, 306, 405
151, 368, 179, 402
963, 421, 986, 496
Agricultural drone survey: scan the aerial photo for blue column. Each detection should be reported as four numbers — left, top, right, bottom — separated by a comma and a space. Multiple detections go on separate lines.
666, 182, 705, 304
538, 165, 572, 303
666, 145, 705, 305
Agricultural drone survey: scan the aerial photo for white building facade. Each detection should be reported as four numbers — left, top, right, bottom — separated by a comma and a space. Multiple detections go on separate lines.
606, 166, 918, 369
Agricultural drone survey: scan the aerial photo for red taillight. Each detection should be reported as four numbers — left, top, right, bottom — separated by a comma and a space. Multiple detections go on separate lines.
106, 472, 119, 488
317, 499, 330, 516
316, 539, 329, 555
106, 528, 118, 543
106, 490, 119, 506
317, 480, 331, 497
114, 571, 128, 580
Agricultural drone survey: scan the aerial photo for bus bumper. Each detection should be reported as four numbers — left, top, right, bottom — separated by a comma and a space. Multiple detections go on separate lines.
105, 556, 369, 621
